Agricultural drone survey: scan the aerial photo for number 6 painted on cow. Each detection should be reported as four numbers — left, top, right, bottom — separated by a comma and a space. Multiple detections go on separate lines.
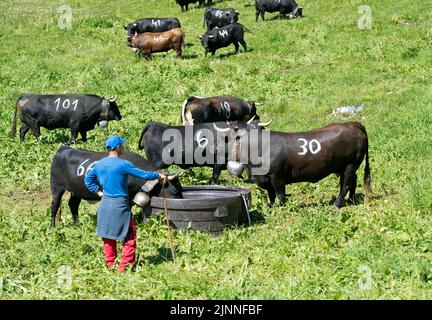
196, 130, 209, 148
77, 159, 89, 176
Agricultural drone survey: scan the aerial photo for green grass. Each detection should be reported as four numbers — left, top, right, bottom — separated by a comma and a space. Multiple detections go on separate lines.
0, 0, 431, 299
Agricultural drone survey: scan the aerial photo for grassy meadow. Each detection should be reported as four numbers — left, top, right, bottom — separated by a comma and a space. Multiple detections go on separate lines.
0, 0, 431, 299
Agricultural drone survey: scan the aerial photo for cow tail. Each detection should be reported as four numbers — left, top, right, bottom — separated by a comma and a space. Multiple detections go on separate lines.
240, 23, 253, 34
138, 123, 153, 150
363, 132, 372, 205
10, 97, 21, 137
180, 96, 192, 124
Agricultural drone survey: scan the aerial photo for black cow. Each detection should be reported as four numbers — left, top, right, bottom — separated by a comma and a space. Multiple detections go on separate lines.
50, 146, 183, 228
214, 122, 372, 207
176, 0, 204, 11
11, 94, 121, 144
255, 0, 303, 22
181, 95, 260, 124
124, 18, 181, 36
203, 8, 239, 30
199, 23, 250, 56
138, 120, 271, 184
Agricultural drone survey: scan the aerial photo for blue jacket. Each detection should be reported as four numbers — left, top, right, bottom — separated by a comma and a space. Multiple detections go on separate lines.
84, 156, 159, 241
84, 157, 159, 197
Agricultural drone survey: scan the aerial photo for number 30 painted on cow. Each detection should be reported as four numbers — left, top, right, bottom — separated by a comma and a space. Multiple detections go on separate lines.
297, 138, 321, 155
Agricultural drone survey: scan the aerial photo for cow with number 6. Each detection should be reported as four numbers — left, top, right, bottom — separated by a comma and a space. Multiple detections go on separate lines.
11, 94, 122, 144
50, 146, 183, 228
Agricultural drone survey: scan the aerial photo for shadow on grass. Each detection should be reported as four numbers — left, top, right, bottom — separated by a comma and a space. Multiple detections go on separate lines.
246, 208, 266, 226
216, 48, 254, 59
143, 246, 176, 265
292, 191, 390, 210
180, 53, 199, 60
267, 15, 306, 21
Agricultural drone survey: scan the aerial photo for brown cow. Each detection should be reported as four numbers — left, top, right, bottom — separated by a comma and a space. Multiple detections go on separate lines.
127, 28, 184, 59
214, 121, 372, 208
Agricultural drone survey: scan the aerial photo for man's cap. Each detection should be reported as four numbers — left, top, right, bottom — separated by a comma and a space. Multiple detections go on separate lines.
106, 135, 126, 151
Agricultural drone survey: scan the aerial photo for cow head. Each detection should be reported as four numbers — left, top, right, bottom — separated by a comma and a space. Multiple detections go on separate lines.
133, 172, 184, 207
246, 101, 261, 121
101, 96, 122, 122
125, 22, 139, 37
198, 32, 215, 53
292, 6, 303, 18
160, 173, 184, 199
232, 11, 240, 23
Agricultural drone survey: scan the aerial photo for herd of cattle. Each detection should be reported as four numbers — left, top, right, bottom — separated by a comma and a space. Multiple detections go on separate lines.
9, 0, 373, 227
124, 0, 303, 58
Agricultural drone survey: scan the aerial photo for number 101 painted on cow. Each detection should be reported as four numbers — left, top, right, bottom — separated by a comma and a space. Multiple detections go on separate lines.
55, 98, 79, 112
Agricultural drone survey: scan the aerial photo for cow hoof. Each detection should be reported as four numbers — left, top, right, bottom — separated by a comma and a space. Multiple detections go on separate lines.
334, 199, 345, 208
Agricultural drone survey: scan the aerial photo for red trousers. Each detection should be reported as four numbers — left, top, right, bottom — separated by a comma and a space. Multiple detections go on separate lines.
103, 218, 136, 272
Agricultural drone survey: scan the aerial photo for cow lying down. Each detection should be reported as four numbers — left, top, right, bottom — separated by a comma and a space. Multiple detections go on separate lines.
50, 146, 183, 228
214, 121, 372, 208
127, 28, 185, 59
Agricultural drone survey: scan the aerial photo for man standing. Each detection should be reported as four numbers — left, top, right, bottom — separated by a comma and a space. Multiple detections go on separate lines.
85, 135, 167, 272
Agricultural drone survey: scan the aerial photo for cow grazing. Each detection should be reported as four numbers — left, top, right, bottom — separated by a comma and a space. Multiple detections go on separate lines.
127, 28, 185, 59
255, 0, 303, 22
176, 0, 204, 11
199, 23, 250, 56
50, 146, 183, 228
214, 122, 371, 207
181, 95, 260, 125
11, 94, 121, 144
138, 120, 271, 184
204, 8, 239, 30
124, 18, 181, 36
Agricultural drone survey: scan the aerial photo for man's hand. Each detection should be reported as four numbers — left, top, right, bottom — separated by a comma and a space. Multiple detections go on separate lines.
97, 190, 103, 197
159, 173, 168, 185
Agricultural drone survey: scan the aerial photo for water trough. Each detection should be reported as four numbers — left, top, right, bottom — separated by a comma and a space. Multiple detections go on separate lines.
142, 186, 252, 235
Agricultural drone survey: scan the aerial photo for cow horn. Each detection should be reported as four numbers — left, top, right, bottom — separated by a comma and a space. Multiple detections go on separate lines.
254, 101, 264, 106
124, 24, 128, 29
235, 11, 240, 14
258, 120, 272, 127
177, 170, 187, 177
108, 95, 117, 102
246, 115, 256, 124
213, 123, 231, 133
133, 23, 137, 27
198, 36, 202, 39
208, 35, 215, 38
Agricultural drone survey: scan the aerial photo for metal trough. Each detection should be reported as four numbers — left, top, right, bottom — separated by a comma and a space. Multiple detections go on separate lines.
142, 186, 252, 234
